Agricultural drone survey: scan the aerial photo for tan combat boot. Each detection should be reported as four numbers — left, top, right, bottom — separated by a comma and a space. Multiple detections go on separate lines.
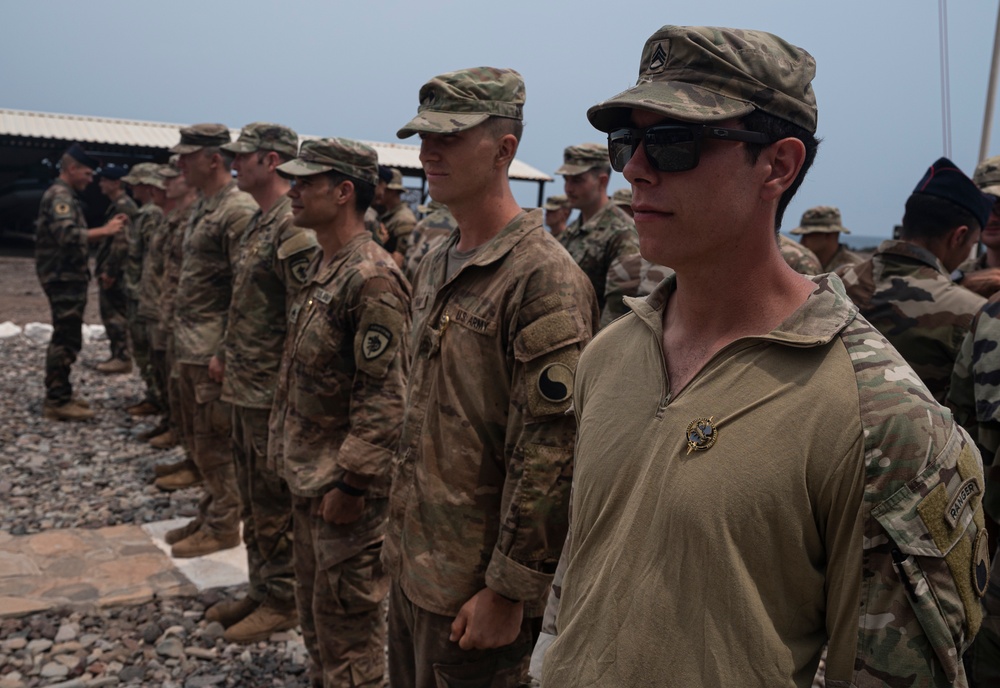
170, 529, 240, 558
138, 420, 170, 441
205, 596, 259, 626
154, 467, 202, 491
153, 456, 194, 478
96, 358, 132, 374
164, 518, 201, 545
70, 396, 91, 409
149, 429, 179, 450
43, 400, 96, 422
222, 604, 299, 643
126, 400, 160, 416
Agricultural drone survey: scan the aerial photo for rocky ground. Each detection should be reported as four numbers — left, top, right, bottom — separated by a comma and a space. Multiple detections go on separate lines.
0, 279, 314, 686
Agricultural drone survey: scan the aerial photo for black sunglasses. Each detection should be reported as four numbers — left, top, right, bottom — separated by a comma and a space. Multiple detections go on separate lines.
607, 125, 771, 173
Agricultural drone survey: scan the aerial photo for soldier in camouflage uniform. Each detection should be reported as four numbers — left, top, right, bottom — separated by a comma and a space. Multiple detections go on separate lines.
121, 163, 167, 416
954, 155, 1000, 298
539, 25, 990, 688
387, 66, 598, 688
379, 168, 417, 268
556, 142, 641, 327
167, 124, 258, 558
35, 144, 126, 421
199, 123, 318, 643
610, 187, 632, 216
94, 165, 138, 374
121, 163, 170, 434
790, 206, 863, 272
778, 233, 822, 275
542, 194, 571, 238
269, 138, 410, 687
402, 199, 456, 282
840, 157, 991, 403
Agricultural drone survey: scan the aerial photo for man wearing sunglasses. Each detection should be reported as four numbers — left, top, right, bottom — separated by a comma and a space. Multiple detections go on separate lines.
540, 25, 987, 688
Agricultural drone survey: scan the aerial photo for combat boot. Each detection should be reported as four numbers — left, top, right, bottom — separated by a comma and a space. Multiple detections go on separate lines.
222, 603, 298, 643
154, 456, 194, 478
43, 400, 96, 422
138, 420, 170, 441
155, 467, 202, 491
149, 429, 179, 450
170, 529, 240, 558
70, 396, 91, 409
164, 518, 201, 545
96, 358, 133, 374
126, 400, 160, 416
205, 596, 259, 626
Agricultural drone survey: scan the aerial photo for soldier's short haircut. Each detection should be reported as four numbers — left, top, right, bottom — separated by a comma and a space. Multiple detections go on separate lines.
201, 146, 234, 171
741, 110, 820, 231
324, 171, 376, 213
485, 116, 524, 144
901, 193, 982, 240
59, 154, 80, 171
257, 150, 294, 165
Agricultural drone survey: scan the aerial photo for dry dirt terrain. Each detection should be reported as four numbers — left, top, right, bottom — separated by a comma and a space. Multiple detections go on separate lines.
0, 255, 101, 325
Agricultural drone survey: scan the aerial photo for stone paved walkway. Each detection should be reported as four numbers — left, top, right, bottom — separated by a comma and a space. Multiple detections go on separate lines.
0, 520, 249, 619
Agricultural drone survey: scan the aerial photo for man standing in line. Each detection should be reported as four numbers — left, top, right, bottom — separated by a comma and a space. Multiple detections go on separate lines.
270, 138, 410, 686
168, 124, 258, 558
379, 167, 418, 268
402, 199, 457, 282
542, 194, 571, 237
790, 205, 862, 272
385, 66, 598, 687
202, 123, 318, 642
541, 25, 989, 687
35, 143, 125, 420
556, 142, 641, 326
94, 165, 137, 375
840, 158, 990, 403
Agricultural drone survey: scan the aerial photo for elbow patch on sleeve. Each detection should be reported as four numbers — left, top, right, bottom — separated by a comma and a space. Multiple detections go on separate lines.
354, 294, 406, 379
515, 310, 586, 418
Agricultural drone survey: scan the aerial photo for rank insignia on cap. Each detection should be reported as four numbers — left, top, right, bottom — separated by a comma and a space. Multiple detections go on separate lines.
363, 324, 393, 360
648, 43, 668, 72
538, 362, 574, 403
686, 417, 717, 454
973, 528, 990, 598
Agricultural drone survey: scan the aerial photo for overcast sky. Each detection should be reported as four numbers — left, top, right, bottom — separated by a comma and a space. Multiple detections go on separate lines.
3, 1, 999, 238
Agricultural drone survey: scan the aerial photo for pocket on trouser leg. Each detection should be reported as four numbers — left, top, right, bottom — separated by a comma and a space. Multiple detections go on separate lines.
432, 637, 531, 688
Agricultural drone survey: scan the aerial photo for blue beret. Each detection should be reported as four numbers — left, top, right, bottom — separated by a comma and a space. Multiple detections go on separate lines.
912, 157, 993, 228
97, 165, 129, 180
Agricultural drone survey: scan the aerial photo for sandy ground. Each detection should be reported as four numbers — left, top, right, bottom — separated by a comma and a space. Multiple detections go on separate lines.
0, 255, 101, 325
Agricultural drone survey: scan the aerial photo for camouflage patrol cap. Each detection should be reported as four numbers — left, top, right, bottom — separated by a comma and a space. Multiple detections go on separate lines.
221, 122, 298, 158
397, 66, 525, 138
387, 168, 406, 191
170, 123, 231, 154
555, 143, 610, 176
159, 161, 180, 179
789, 206, 850, 235
121, 162, 166, 189
276, 137, 379, 186
587, 25, 818, 134
974, 155, 1000, 197
611, 188, 633, 209
543, 194, 571, 211
912, 157, 993, 229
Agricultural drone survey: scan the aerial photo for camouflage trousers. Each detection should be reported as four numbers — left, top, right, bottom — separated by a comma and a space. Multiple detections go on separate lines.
98, 279, 129, 361
128, 300, 160, 408
387, 581, 538, 688
176, 363, 239, 538
164, 336, 187, 451
231, 405, 295, 608
969, 556, 1000, 686
292, 496, 388, 688
41, 281, 87, 404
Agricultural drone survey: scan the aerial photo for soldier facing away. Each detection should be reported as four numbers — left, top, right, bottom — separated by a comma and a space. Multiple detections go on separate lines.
540, 25, 989, 688
35, 143, 125, 421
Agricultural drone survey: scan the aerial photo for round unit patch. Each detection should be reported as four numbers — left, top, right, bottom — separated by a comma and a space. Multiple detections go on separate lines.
973, 528, 990, 598
686, 417, 717, 454
537, 362, 573, 403
54, 202, 71, 215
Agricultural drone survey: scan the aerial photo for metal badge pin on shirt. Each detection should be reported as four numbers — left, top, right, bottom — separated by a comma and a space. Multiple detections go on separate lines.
686, 417, 717, 454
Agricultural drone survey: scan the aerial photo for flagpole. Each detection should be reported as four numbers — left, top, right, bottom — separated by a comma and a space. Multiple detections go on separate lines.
980, 3, 1000, 162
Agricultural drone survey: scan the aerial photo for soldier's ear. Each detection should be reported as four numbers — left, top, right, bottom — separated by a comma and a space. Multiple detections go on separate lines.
949, 224, 971, 249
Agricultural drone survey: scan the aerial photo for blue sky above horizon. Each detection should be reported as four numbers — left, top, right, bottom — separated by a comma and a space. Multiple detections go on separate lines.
2, 1, 998, 238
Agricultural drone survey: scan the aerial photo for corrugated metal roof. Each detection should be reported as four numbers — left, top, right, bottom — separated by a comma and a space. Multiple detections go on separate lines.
0, 108, 552, 183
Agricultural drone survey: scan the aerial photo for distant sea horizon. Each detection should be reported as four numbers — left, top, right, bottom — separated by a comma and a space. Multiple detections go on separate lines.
781, 233, 891, 252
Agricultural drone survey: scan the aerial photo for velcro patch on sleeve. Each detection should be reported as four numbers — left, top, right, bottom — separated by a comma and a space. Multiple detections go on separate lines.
277, 229, 318, 259
354, 299, 406, 379
514, 310, 585, 362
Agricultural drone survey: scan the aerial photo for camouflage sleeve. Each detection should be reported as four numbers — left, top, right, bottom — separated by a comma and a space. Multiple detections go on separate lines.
275, 224, 319, 301
600, 228, 642, 327
485, 271, 599, 603
392, 216, 417, 257
337, 275, 411, 479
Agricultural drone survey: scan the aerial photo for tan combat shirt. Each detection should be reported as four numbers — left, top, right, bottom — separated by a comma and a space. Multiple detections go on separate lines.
95, 194, 138, 287
544, 274, 988, 688
383, 208, 599, 617
221, 196, 318, 409
173, 181, 257, 365
269, 232, 410, 500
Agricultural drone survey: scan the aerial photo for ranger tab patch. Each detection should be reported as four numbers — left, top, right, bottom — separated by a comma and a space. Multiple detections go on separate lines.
363, 324, 393, 360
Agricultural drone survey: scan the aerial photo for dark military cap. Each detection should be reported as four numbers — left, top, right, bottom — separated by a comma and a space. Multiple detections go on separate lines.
222, 122, 298, 158
276, 138, 379, 186
912, 157, 994, 229
64, 143, 100, 170
97, 165, 129, 180
170, 123, 231, 154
